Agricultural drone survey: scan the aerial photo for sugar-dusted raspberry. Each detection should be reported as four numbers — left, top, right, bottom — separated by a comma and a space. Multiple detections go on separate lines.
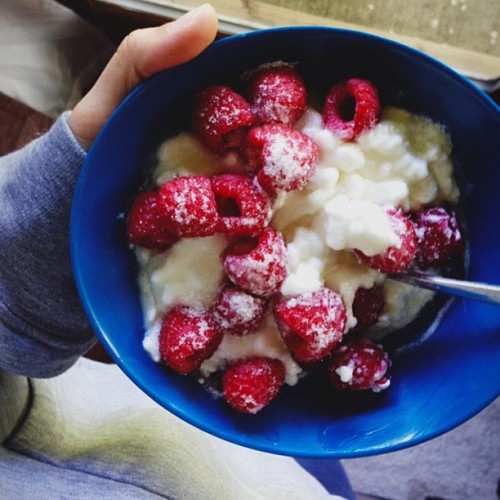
354, 208, 417, 273
411, 206, 463, 270
222, 356, 285, 413
126, 190, 178, 250
212, 284, 266, 336
327, 337, 390, 392
223, 227, 288, 297
244, 124, 319, 194
241, 124, 292, 173
274, 287, 347, 363
192, 85, 254, 153
351, 285, 384, 332
158, 175, 218, 237
322, 78, 380, 141
246, 63, 307, 126
211, 174, 272, 236
159, 305, 222, 374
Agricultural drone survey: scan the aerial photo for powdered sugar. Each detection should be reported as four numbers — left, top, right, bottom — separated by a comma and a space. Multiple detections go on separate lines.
212, 284, 266, 336
247, 62, 306, 127
223, 227, 288, 298
274, 288, 346, 362
261, 130, 318, 191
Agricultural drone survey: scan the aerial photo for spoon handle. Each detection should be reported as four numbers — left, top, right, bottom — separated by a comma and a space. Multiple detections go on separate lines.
391, 273, 500, 305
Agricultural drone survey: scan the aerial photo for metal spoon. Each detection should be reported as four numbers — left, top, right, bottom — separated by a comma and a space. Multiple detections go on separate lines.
390, 272, 500, 305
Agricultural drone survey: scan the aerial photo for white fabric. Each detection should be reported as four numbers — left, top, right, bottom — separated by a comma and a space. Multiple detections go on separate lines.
0, 0, 113, 118
4, 358, 341, 500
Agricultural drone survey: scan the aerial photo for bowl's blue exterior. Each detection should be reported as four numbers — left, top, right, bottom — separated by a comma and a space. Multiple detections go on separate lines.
71, 27, 500, 458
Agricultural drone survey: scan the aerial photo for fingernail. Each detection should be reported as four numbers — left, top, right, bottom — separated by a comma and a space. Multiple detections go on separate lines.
173, 4, 211, 28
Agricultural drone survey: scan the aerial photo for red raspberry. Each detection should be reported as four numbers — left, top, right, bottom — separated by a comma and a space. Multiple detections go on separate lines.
212, 284, 266, 336
159, 305, 222, 374
322, 78, 380, 141
192, 85, 254, 153
126, 191, 178, 250
327, 337, 390, 392
354, 208, 417, 273
223, 227, 288, 298
246, 64, 307, 126
241, 124, 293, 172
222, 356, 285, 413
274, 287, 347, 363
411, 207, 463, 270
244, 124, 319, 193
158, 175, 218, 237
211, 174, 272, 235
351, 285, 384, 332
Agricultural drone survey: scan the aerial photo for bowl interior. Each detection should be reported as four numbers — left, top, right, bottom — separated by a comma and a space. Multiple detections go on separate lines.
71, 27, 500, 458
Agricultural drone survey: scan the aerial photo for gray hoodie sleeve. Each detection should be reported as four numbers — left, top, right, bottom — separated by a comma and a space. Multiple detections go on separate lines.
0, 111, 96, 378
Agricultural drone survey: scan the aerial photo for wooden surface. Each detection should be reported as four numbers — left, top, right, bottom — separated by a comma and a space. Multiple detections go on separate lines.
77, 0, 500, 80
256, 0, 500, 57
0, 92, 53, 156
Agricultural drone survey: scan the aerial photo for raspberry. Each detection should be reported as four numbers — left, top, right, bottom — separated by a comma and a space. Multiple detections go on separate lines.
327, 337, 390, 392
411, 206, 463, 270
158, 175, 218, 237
222, 356, 285, 413
274, 287, 347, 363
354, 208, 417, 273
223, 227, 288, 297
240, 124, 288, 173
322, 78, 380, 141
244, 124, 319, 193
211, 174, 272, 235
159, 305, 222, 374
126, 191, 178, 250
212, 284, 266, 336
192, 85, 254, 153
246, 63, 307, 126
352, 285, 384, 332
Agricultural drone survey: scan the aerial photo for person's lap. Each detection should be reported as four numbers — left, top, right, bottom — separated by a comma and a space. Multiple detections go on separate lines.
2, 358, 353, 499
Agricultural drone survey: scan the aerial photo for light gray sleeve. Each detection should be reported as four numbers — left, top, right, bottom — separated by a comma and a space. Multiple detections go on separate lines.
0, 111, 96, 378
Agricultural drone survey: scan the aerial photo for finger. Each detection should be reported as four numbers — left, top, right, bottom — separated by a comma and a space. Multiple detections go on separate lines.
69, 4, 218, 150
123, 4, 219, 81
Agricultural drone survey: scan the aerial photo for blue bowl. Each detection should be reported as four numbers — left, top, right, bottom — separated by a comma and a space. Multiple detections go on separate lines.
71, 27, 500, 458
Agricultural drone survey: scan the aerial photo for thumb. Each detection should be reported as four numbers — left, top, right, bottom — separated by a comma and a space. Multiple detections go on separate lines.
69, 4, 218, 150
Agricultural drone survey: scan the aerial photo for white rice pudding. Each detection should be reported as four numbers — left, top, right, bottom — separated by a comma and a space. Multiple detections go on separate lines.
138, 106, 458, 386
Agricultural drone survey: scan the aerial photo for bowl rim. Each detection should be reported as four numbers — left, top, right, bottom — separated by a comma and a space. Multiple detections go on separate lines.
111, 25, 499, 126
